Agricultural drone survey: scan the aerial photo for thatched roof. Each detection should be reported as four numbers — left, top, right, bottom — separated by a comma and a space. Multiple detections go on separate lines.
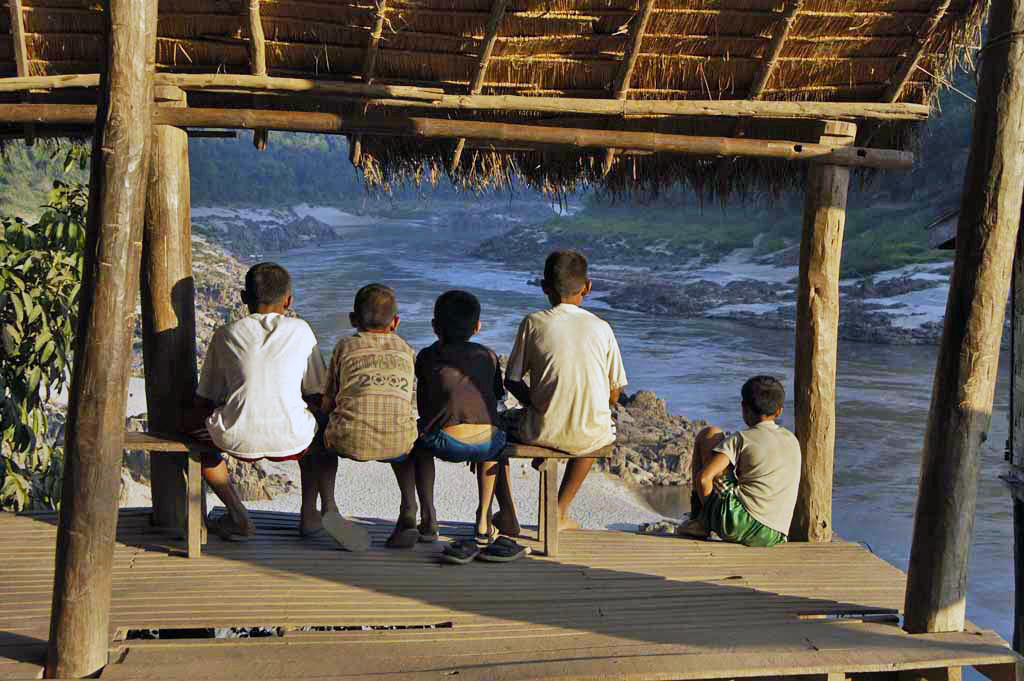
0, 0, 987, 195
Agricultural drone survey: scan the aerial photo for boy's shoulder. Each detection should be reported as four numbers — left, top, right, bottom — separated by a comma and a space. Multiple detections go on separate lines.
419, 340, 497, 363
336, 331, 413, 354
736, 422, 799, 453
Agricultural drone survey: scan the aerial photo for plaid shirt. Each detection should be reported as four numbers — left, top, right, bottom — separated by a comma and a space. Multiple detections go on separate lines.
323, 332, 418, 461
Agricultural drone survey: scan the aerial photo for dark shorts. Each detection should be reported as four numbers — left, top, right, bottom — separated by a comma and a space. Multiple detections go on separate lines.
416, 429, 507, 464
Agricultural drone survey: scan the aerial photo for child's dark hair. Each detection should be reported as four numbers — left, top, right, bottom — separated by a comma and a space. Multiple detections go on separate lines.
244, 262, 291, 305
434, 290, 480, 343
353, 283, 397, 330
543, 250, 589, 297
741, 376, 785, 417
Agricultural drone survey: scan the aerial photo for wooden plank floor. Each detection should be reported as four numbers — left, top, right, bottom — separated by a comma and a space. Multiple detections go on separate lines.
1, 509, 1018, 680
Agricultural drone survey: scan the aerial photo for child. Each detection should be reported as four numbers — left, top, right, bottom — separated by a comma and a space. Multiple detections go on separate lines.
414, 290, 518, 544
678, 375, 800, 547
505, 250, 628, 531
188, 262, 328, 540
320, 283, 420, 549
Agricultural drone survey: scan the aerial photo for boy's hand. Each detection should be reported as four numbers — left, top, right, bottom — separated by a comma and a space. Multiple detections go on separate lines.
505, 379, 532, 408
303, 394, 324, 418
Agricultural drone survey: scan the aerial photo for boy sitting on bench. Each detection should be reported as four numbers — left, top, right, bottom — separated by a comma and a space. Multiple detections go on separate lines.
414, 290, 517, 544
186, 262, 328, 540
319, 284, 420, 550
679, 375, 800, 547
504, 250, 628, 531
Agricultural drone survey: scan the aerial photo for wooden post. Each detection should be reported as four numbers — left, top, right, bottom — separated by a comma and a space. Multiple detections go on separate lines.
1014, 213, 1024, 666
143, 86, 198, 530
45, 0, 157, 676
790, 121, 856, 543
904, 0, 1024, 634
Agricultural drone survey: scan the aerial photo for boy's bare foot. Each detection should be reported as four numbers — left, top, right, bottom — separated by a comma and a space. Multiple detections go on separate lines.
492, 509, 521, 537
558, 515, 579, 531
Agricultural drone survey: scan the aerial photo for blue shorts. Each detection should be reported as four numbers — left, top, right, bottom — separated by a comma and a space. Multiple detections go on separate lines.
416, 429, 507, 464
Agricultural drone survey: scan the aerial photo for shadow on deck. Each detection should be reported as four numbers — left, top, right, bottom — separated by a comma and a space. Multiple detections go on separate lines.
1, 509, 1018, 680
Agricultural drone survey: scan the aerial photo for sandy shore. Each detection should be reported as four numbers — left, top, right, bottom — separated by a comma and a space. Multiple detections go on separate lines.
243, 458, 665, 532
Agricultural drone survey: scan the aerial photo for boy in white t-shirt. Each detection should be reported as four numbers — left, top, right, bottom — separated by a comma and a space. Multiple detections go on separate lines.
504, 251, 627, 532
186, 262, 328, 540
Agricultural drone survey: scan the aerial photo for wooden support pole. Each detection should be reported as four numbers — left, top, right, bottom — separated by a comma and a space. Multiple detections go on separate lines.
7, 0, 34, 143
790, 120, 856, 543
45, 0, 157, 676
143, 86, 197, 531
1013, 213, 1024, 661
451, 0, 506, 173
350, 0, 388, 168
904, 0, 1024, 634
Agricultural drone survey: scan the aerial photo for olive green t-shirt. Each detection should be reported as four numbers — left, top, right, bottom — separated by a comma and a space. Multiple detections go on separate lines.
713, 421, 801, 536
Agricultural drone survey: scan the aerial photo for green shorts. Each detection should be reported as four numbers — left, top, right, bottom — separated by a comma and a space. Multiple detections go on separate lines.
700, 489, 787, 548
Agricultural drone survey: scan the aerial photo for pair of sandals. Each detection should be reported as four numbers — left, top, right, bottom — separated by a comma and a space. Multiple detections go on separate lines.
440, 536, 529, 564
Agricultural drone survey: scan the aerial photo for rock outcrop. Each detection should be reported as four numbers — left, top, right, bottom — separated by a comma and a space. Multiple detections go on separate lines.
605, 391, 706, 487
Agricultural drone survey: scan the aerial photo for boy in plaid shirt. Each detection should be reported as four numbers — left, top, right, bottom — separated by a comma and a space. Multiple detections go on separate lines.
320, 283, 422, 548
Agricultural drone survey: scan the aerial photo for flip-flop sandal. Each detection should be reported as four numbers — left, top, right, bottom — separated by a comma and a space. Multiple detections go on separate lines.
477, 536, 529, 562
321, 510, 372, 552
207, 514, 251, 542
440, 539, 480, 565
418, 523, 439, 543
386, 526, 420, 549
299, 526, 330, 540
474, 524, 499, 545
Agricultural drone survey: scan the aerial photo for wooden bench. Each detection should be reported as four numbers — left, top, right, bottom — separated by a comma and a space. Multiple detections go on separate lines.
503, 442, 614, 558
123, 432, 217, 559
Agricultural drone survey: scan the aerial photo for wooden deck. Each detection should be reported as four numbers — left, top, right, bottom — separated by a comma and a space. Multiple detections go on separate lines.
1, 509, 1018, 681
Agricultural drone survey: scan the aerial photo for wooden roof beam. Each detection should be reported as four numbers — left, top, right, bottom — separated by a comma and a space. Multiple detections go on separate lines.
451, 0, 508, 173
350, 0, 389, 167
0, 103, 917, 169
884, 0, 952, 102
603, 0, 656, 176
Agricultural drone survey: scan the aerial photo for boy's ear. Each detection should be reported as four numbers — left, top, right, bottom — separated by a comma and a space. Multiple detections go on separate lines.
773, 406, 784, 419
474, 320, 482, 335
283, 293, 293, 310
349, 311, 359, 328
540, 280, 553, 296
240, 289, 250, 305
390, 315, 401, 332
431, 318, 440, 337
582, 279, 593, 296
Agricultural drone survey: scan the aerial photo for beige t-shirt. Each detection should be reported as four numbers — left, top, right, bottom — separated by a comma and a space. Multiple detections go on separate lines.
714, 421, 801, 535
198, 313, 327, 460
506, 303, 627, 455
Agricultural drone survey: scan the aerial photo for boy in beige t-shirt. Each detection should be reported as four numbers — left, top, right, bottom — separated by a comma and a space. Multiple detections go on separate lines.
679, 376, 800, 547
505, 251, 627, 532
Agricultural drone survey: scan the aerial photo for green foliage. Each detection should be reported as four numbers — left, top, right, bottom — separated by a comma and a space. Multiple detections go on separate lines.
0, 164, 88, 511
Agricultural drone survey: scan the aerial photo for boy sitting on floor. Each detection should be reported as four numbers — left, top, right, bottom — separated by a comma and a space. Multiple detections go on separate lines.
504, 250, 628, 531
414, 290, 518, 544
678, 375, 800, 548
186, 262, 328, 541
320, 283, 420, 549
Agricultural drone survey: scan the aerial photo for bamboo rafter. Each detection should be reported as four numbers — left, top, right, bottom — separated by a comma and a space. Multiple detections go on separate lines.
603, 0, 656, 176
8, 0, 28, 78
247, 0, 269, 149
351, 0, 389, 167
748, 0, 806, 100
884, 0, 953, 102
450, 0, 509, 173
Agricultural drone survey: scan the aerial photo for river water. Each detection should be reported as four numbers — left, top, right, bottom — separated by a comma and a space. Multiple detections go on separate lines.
269, 214, 1012, 645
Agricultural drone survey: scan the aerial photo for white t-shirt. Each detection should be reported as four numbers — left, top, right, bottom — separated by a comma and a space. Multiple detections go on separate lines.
506, 303, 627, 455
198, 313, 327, 460
714, 421, 801, 536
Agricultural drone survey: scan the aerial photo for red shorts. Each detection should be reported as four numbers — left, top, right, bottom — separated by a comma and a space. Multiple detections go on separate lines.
185, 427, 307, 463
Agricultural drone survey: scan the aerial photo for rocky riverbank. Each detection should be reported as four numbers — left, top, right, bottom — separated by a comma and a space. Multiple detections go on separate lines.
474, 223, 956, 345
606, 391, 704, 487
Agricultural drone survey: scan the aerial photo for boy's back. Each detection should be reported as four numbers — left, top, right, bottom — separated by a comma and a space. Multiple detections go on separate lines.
199, 312, 325, 459
324, 331, 417, 461
416, 340, 503, 433
715, 421, 801, 536
507, 303, 626, 454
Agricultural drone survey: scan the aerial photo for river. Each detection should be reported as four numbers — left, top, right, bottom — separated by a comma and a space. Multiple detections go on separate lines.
269, 213, 1012, 647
